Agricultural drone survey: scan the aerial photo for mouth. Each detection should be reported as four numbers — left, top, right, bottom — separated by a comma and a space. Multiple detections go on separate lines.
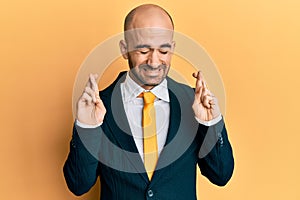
141, 65, 165, 76
143, 68, 162, 77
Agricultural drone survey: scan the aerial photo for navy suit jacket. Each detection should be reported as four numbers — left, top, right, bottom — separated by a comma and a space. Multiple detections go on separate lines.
63, 72, 234, 200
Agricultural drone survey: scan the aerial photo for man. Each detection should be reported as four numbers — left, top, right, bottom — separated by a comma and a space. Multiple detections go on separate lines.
63, 4, 234, 200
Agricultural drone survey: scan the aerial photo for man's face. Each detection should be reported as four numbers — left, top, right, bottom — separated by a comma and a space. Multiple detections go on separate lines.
121, 28, 175, 89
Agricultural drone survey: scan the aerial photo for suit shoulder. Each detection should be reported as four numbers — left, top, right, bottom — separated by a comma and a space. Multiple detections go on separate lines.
167, 76, 194, 95
99, 71, 127, 99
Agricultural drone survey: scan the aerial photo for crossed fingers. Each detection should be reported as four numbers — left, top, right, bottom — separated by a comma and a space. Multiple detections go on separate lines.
82, 74, 100, 105
193, 71, 215, 109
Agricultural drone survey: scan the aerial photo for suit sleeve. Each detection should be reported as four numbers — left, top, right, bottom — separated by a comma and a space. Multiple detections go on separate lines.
197, 118, 234, 186
63, 124, 100, 196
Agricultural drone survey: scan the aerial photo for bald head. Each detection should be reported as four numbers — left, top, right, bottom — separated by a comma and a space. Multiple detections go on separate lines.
119, 4, 176, 90
124, 4, 174, 31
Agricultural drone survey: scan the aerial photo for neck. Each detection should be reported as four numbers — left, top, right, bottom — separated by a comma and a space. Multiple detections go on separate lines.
141, 85, 155, 90
128, 71, 156, 90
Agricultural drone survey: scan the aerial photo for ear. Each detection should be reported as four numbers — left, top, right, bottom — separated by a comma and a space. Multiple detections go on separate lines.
119, 40, 128, 59
171, 41, 176, 53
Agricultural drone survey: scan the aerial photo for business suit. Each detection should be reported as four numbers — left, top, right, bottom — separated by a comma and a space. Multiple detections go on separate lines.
63, 71, 234, 200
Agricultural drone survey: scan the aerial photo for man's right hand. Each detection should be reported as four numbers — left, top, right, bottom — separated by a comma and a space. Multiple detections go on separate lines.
76, 74, 106, 125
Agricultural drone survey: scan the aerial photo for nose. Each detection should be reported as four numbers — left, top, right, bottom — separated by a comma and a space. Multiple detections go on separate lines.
147, 50, 161, 68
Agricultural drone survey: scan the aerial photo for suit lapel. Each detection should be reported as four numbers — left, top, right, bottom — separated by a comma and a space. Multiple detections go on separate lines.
105, 73, 148, 182
150, 77, 198, 186
150, 88, 182, 185
164, 89, 181, 146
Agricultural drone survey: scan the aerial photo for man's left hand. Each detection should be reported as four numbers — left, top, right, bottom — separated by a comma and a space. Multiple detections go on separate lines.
192, 71, 221, 121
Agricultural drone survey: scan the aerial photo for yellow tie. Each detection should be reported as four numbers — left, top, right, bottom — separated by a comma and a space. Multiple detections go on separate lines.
141, 92, 158, 180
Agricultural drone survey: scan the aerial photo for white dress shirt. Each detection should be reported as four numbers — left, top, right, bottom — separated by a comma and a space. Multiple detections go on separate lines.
76, 72, 222, 162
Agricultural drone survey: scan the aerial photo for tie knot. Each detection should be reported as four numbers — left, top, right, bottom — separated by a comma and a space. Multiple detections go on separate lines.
141, 92, 156, 104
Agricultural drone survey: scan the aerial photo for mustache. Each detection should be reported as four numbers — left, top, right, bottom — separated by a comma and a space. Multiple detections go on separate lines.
139, 64, 167, 70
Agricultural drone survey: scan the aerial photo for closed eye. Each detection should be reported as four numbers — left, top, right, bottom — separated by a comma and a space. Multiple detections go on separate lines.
138, 48, 150, 54
159, 48, 169, 54
159, 50, 168, 54
140, 50, 150, 54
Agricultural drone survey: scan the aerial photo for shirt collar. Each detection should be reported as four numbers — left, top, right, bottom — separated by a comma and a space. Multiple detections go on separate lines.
122, 72, 170, 102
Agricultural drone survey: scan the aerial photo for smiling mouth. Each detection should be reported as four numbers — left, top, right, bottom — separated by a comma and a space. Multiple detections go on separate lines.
141, 64, 165, 74
143, 69, 163, 78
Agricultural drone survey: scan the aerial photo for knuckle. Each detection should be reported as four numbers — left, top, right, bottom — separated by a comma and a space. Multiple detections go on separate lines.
84, 86, 90, 92
81, 92, 87, 98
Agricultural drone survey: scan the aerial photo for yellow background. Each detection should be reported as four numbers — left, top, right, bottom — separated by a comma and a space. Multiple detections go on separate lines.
1, 0, 300, 199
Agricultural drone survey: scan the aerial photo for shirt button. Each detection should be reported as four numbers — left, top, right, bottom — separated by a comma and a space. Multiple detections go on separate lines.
148, 189, 154, 197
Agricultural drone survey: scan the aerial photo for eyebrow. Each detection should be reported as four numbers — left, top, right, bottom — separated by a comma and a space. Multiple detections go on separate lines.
160, 43, 172, 48
135, 43, 172, 49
